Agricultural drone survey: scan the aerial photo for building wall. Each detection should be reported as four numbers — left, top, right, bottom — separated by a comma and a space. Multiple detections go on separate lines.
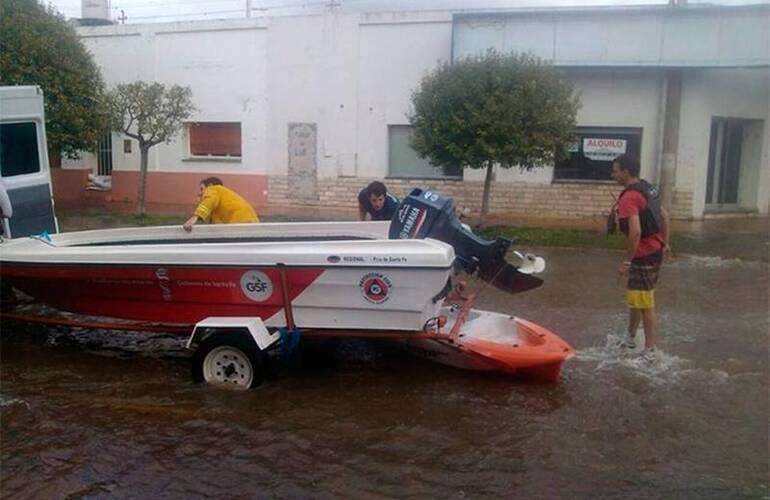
108, 172, 268, 208
153, 25, 269, 175
452, 5, 770, 68
67, 20, 269, 179
267, 175, 693, 220
355, 17, 453, 179
451, 5, 769, 217
69, 13, 458, 207
489, 67, 664, 185
677, 68, 769, 216
64, 8, 768, 219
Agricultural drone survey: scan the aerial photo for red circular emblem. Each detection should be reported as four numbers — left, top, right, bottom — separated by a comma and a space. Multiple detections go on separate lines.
360, 273, 391, 304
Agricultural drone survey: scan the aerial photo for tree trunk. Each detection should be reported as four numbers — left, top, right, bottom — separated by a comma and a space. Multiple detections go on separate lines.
137, 144, 149, 215
48, 150, 62, 169
480, 162, 494, 228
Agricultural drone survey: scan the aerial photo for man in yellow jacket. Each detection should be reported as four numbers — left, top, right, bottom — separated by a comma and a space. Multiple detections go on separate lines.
183, 177, 259, 232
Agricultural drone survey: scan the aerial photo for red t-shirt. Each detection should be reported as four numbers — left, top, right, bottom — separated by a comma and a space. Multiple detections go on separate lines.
617, 190, 664, 258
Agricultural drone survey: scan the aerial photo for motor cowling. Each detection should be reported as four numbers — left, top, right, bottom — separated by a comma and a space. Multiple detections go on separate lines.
389, 188, 543, 295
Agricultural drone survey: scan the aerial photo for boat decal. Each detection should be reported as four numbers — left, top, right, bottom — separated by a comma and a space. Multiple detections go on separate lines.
396, 204, 427, 239
422, 190, 440, 203
240, 270, 274, 302
155, 268, 172, 301
359, 272, 392, 304
91, 278, 153, 286
372, 255, 408, 264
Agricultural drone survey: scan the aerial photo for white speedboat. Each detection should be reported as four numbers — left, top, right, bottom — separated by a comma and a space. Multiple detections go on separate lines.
0, 189, 573, 386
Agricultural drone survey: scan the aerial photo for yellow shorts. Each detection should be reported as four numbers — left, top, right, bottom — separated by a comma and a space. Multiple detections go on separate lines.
626, 289, 655, 309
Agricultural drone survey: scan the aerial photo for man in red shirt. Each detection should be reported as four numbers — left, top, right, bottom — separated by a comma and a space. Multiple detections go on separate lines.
611, 154, 670, 359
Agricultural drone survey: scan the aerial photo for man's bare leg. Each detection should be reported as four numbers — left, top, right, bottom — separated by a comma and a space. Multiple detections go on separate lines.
641, 307, 657, 349
628, 308, 642, 339
621, 308, 643, 348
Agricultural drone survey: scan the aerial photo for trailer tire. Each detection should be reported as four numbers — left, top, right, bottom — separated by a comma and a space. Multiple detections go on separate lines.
191, 331, 263, 389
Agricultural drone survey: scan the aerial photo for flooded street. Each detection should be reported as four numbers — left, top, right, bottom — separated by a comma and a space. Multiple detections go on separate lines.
1, 247, 767, 498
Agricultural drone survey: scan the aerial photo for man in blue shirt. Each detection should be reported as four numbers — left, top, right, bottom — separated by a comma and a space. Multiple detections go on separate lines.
357, 181, 399, 221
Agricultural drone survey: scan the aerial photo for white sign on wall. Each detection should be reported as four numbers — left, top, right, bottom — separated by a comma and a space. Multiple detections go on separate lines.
583, 138, 627, 161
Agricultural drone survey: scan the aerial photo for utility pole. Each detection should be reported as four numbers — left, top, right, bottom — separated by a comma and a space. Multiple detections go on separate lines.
246, 0, 251, 18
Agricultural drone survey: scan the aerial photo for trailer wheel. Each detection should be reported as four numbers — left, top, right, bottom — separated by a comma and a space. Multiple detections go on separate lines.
191, 332, 263, 389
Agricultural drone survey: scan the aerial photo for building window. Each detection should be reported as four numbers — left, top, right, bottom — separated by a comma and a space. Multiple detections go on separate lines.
188, 122, 241, 158
96, 132, 113, 176
0, 122, 40, 177
554, 127, 642, 182
388, 125, 462, 179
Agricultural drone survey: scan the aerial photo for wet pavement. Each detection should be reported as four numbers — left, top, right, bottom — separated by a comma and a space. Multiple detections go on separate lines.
1, 241, 767, 498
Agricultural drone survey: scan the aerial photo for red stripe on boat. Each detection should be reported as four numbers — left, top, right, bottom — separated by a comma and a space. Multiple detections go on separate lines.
1, 264, 325, 323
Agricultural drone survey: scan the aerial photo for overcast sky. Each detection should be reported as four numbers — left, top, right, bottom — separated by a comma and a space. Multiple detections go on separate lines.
49, 0, 767, 23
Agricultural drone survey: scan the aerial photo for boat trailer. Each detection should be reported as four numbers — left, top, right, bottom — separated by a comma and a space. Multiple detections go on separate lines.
1, 273, 573, 389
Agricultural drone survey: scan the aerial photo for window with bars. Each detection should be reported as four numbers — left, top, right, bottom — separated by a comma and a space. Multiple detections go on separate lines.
96, 132, 113, 176
188, 122, 241, 158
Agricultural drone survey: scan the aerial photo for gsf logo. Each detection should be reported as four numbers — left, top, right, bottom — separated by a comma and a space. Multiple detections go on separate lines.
240, 270, 273, 302
247, 280, 269, 293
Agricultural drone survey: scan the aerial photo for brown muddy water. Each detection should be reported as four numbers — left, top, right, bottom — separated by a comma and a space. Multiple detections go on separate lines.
1, 248, 767, 499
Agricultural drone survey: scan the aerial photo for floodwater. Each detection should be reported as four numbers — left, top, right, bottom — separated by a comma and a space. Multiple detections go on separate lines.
1, 247, 768, 498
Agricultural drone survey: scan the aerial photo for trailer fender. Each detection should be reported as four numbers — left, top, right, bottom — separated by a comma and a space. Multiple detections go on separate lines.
186, 316, 279, 351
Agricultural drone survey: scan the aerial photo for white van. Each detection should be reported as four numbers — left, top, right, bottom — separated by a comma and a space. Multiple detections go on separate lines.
0, 85, 59, 238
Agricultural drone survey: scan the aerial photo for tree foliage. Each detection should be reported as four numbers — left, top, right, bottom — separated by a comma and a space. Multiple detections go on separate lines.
0, 0, 107, 158
411, 51, 579, 170
409, 51, 580, 222
106, 81, 195, 214
107, 82, 195, 150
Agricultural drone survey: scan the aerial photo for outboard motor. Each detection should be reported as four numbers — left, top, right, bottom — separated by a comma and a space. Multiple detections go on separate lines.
389, 188, 543, 295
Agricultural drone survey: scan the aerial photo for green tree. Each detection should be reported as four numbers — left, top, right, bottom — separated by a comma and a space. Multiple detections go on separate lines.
106, 82, 195, 215
0, 0, 107, 159
410, 51, 580, 225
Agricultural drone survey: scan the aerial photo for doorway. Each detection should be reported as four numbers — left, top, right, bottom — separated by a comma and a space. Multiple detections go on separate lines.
705, 117, 764, 213
706, 118, 744, 210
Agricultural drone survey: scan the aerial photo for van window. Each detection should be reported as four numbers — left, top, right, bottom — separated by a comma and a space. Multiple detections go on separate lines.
0, 122, 41, 177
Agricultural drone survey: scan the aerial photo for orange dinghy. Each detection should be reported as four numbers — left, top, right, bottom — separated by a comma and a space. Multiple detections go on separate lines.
402, 307, 574, 383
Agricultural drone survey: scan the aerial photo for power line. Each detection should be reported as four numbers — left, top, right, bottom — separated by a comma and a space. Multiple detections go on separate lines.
110, 0, 240, 10
91, 0, 378, 22
127, 8, 246, 19
109, 0, 340, 11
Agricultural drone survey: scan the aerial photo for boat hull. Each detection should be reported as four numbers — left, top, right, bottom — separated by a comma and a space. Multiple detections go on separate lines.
402, 309, 574, 382
1, 262, 451, 330
0, 222, 456, 330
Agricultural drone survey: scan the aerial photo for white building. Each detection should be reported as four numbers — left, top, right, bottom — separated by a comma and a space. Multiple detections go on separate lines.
56, 3, 770, 220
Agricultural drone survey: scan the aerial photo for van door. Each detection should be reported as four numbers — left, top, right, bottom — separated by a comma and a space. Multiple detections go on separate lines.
0, 120, 58, 238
